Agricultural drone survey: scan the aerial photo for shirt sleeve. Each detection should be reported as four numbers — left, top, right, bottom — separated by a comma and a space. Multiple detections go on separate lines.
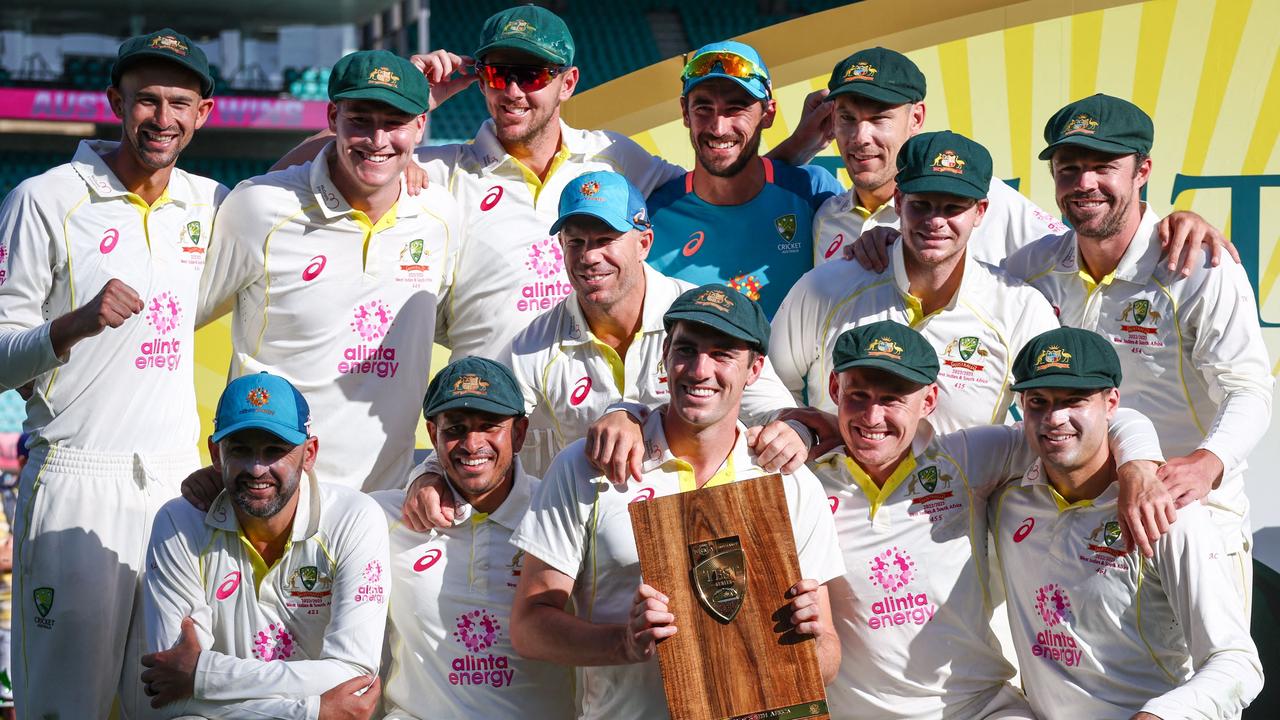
986, 179, 1067, 261
1187, 261, 1274, 473
1139, 506, 1262, 719
1108, 406, 1165, 467
191, 498, 390, 707
739, 356, 798, 426
599, 132, 685, 195
768, 269, 828, 403
197, 184, 271, 328
431, 186, 464, 351
510, 445, 595, 580
0, 182, 68, 388
785, 466, 847, 583
802, 164, 846, 207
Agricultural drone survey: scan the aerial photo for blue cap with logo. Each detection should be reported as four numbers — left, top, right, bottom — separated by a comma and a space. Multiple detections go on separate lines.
681, 40, 771, 101
549, 171, 650, 235
211, 372, 310, 446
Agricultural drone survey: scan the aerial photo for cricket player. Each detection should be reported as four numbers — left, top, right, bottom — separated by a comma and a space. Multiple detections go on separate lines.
816, 321, 1165, 719
991, 327, 1262, 719
142, 372, 389, 719
0, 29, 224, 719
817, 47, 1231, 274
509, 284, 846, 719
647, 41, 845, 316
771, 131, 1058, 431
197, 49, 461, 492
372, 357, 573, 719
1004, 94, 1274, 606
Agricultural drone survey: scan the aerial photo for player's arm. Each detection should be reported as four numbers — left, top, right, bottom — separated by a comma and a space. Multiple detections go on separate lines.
196, 188, 271, 327
765, 89, 836, 166
1137, 510, 1262, 719
1156, 211, 1240, 277
190, 499, 390, 702
767, 273, 825, 402
785, 467, 846, 683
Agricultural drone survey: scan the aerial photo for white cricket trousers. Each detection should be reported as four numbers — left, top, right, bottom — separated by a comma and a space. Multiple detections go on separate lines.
11, 444, 195, 720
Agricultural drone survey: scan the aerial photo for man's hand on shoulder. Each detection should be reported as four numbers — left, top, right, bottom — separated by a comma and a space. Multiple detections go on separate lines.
180, 465, 222, 512
140, 617, 201, 708
1157, 449, 1224, 508
318, 675, 381, 720
843, 226, 899, 273
746, 421, 808, 474
402, 470, 456, 531
587, 410, 646, 486
1157, 210, 1239, 276
1115, 459, 1177, 558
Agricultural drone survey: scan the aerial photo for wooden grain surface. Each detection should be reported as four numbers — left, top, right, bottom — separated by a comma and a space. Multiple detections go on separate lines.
628, 474, 829, 720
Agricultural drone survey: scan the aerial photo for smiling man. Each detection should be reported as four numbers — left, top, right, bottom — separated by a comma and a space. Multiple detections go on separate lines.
508, 284, 845, 719
647, 41, 844, 316
142, 372, 388, 719
372, 357, 573, 719
991, 327, 1261, 719
0, 28, 225, 718
198, 49, 461, 492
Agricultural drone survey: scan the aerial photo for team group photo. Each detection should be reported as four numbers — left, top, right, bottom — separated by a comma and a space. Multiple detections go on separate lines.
0, 0, 1276, 718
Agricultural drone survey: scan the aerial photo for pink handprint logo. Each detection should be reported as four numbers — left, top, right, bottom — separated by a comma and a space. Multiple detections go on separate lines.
252, 622, 294, 661
350, 300, 394, 342
525, 237, 564, 279
453, 609, 501, 653
146, 291, 182, 335
1035, 583, 1073, 627
868, 547, 915, 593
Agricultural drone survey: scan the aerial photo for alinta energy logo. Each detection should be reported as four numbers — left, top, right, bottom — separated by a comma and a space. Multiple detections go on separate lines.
354, 559, 385, 605
450, 609, 516, 688
1031, 583, 1083, 667
518, 237, 572, 314
137, 291, 184, 371
0, 241, 9, 286
252, 622, 294, 662
525, 236, 564, 279
865, 547, 936, 630
340, 299, 399, 378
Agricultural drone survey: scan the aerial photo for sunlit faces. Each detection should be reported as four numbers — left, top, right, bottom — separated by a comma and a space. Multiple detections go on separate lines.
559, 216, 652, 310
1019, 386, 1118, 476
831, 94, 924, 195
828, 367, 937, 479
896, 191, 988, 267
1050, 146, 1151, 240
211, 428, 316, 520
108, 63, 213, 171
327, 99, 425, 194
427, 409, 527, 510
478, 49, 578, 149
662, 322, 764, 430
681, 78, 775, 178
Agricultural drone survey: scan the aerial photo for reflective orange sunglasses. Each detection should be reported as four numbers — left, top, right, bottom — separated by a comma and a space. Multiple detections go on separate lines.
474, 62, 567, 92
680, 50, 769, 85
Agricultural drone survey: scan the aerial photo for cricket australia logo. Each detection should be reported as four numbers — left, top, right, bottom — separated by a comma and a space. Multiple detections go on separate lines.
694, 288, 735, 312
1034, 584, 1073, 627
1063, 113, 1100, 135
1085, 519, 1125, 557
398, 238, 429, 272
145, 291, 183, 335
1034, 346, 1072, 370
931, 150, 966, 174
525, 237, 564, 279
453, 609, 502, 652
367, 67, 400, 88
179, 220, 204, 258
844, 61, 877, 82
350, 299, 394, 342
908, 466, 954, 504
1118, 299, 1161, 336
774, 213, 797, 242
452, 373, 490, 396
942, 335, 988, 371
867, 337, 904, 359
33, 587, 55, 629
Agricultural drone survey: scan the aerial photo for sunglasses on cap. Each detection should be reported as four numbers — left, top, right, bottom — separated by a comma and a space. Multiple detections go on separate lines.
680, 50, 770, 86
474, 62, 567, 92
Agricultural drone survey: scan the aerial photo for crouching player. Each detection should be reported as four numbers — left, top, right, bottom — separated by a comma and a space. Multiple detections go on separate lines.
992, 328, 1262, 719
142, 372, 390, 718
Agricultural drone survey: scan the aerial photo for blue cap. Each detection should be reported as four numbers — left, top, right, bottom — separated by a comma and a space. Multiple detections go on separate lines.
681, 41, 771, 101
211, 372, 311, 446
549, 171, 650, 235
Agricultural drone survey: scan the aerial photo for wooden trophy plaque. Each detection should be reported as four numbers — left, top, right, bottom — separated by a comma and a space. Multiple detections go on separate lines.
628, 473, 830, 720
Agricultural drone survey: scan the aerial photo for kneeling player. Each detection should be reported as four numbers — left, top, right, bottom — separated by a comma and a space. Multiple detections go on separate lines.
992, 328, 1262, 719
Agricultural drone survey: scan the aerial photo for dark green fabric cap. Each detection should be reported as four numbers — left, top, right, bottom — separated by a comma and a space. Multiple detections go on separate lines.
476, 5, 575, 66
832, 320, 938, 385
827, 47, 926, 106
1011, 327, 1123, 391
112, 28, 214, 98
329, 50, 430, 116
663, 284, 770, 354
1038, 93, 1154, 160
895, 130, 992, 200
424, 356, 526, 419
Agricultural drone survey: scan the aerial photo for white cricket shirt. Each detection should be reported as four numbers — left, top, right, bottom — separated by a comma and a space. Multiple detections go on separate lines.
143, 474, 391, 720
771, 241, 1059, 430
1005, 206, 1274, 550
416, 119, 683, 360
198, 143, 460, 491
0, 140, 225, 452
371, 460, 574, 720
991, 461, 1262, 719
511, 409, 846, 720
811, 178, 1065, 266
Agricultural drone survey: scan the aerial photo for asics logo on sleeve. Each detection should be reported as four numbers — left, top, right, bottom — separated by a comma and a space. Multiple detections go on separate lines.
570, 376, 591, 406
414, 549, 443, 572
480, 185, 504, 211
215, 571, 241, 600
828, 496, 839, 514
824, 233, 845, 259
100, 228, 119, 254
1013, 517, 1036, 542
629, 487, 655, 504
683, 231, 705, 257
302, 255, 327, 281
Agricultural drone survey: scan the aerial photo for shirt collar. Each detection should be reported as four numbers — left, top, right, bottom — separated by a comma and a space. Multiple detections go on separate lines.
71, 139, 194, 206
472, 118, 580, 174
561, 263, 672, 347
308, 142, 415, 220
1059, 204, 1163, 284
443, 457, 534, 530
889, 239, 971, 315
1018, 459, 1121, 511
841, 188, 895, 220
204, 469, 323, 542
638, 406, 753, 476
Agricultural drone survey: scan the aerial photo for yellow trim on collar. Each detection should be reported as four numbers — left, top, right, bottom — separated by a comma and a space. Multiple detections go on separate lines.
676, 452, 737, 493
843, 453, 918, 520
589, 333, 639, 396
1077, 267, 1116, 297
1048, 484, 1093, 513
350, 202, 399, 271
237, 531, 293, 595
899, 291, 942, 328
124, 187, 172, 250
515, 144, 572, 203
